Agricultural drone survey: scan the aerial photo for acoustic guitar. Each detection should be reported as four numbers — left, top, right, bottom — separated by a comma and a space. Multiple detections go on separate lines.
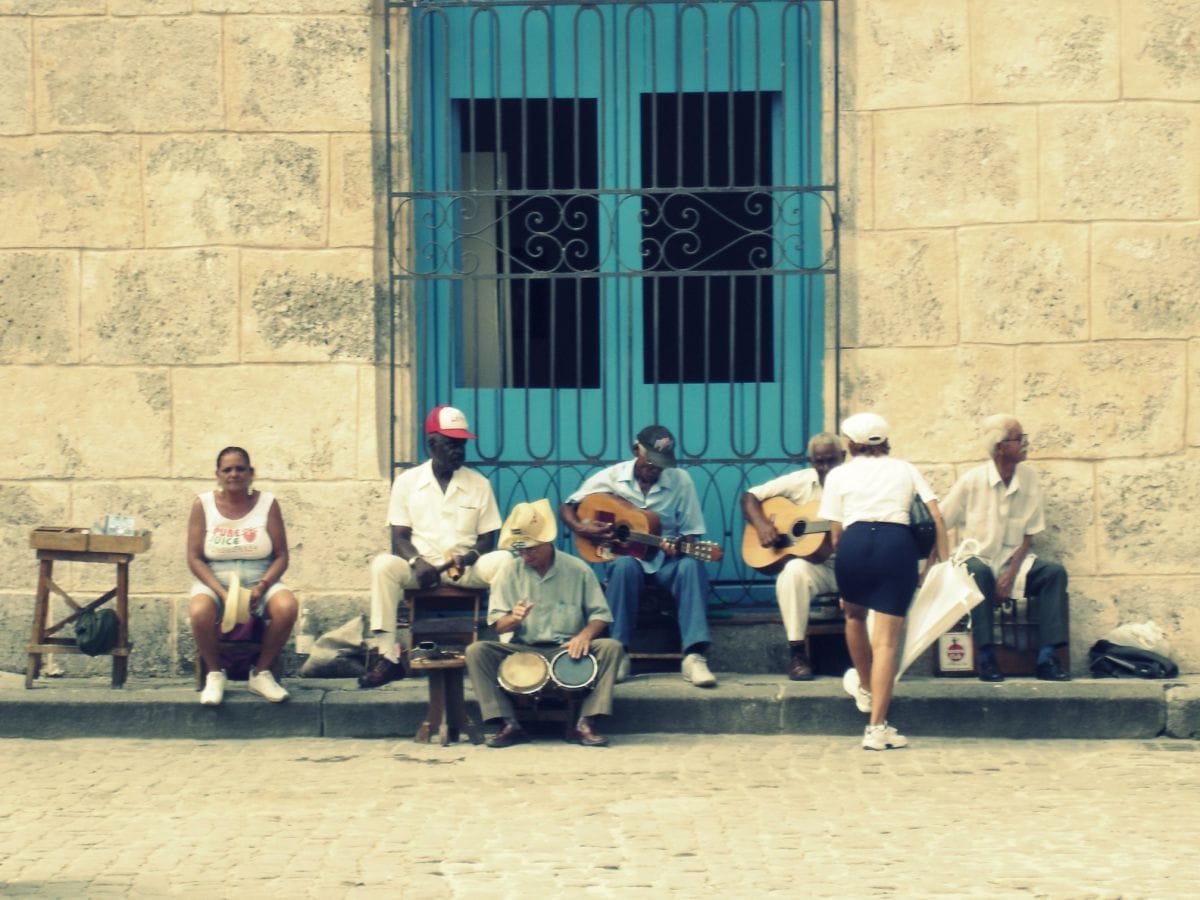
740, 498, 833, 573
573, 493, 723, 564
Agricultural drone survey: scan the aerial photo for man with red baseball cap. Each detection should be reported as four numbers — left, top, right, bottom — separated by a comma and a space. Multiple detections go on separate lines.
361, 405, 510, 688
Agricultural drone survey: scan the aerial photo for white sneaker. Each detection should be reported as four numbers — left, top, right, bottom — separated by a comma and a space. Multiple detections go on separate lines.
842, 667, 872, 714
200, 670, 226, 706
862, 722, 908, 751
616, 653, 631, 683
682, 652, 717, 688
247, 667, 290, 703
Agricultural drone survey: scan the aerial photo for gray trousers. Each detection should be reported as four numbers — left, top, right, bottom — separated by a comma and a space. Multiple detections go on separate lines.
465, 637, 622, 722
966, 556, 1069, 649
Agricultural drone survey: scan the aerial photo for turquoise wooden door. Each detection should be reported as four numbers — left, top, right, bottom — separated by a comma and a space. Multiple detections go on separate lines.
396, 1, 834, 605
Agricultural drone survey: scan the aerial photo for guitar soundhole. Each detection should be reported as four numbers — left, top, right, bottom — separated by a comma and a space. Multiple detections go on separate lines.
791, 521, 808, 538
613, 524, 631, 543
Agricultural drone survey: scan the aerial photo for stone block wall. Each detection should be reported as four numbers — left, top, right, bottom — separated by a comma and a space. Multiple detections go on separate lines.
2, 0, 1199, 677
0, 0, 387, 677
839, 0, 1200, 671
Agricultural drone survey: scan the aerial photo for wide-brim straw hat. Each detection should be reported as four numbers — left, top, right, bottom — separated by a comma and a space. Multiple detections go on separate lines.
498, 498, 558, 550
220, 571, 253, 634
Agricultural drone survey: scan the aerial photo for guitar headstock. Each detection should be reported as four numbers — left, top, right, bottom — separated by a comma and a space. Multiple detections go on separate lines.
675, 539, 724, 562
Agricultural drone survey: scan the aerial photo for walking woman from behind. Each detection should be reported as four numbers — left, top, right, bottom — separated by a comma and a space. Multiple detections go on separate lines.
188, 446, 298, 706
817, 413, 948, 750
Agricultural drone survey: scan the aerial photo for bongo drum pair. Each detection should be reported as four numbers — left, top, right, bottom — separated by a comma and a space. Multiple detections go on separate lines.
498, 649, 598, 696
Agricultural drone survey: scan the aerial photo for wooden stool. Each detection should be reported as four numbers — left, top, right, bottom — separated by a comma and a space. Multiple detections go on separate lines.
404, 585, 486, 745
407, 656, 482, 746
194, 630, 284, 689
26, 547, 136, 689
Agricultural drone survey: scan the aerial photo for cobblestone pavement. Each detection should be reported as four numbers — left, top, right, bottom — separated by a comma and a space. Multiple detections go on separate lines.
0, 733, 1196, 898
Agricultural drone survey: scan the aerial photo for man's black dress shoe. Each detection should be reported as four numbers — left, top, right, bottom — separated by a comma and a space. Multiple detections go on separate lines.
1036, 658, 1072, 681
564, 721, 609, 747
486, 723, 531, 748
978, 658, 1006, 683
357, 656, 407, 689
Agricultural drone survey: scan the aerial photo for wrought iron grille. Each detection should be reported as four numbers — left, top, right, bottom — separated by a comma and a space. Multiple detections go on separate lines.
385, 0, 840, 607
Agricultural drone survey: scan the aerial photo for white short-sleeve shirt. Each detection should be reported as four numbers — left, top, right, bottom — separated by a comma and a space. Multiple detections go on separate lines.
747, 468, 822, 506
940, 460, 1045, 577
818, 455, 936, 528
386, 460, 502, 562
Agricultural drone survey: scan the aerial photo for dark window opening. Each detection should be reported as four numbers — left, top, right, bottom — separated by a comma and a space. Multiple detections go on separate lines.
641, 91, 775, 384
458, 98, 601, 389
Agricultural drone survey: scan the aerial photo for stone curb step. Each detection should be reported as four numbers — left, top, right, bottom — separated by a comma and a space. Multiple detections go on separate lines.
3, 673, 1197, 741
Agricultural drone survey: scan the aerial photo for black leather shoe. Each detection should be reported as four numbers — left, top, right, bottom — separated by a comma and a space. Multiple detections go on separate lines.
357, 656, 407, 689
1036, 658, 1072, 681
486, 723, 531, 748
978, 658, 1005, 683
565, 721, 609, 747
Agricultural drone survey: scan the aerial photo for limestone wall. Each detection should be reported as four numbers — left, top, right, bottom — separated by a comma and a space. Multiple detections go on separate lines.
2, 0, 1198, 678
839, 0, 1200, 670
0, 0, 389, 678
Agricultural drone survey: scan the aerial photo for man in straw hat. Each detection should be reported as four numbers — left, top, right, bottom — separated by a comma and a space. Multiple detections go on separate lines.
361, 405, 512, 688
560, 424, 718, 688
464, 499, 622, 747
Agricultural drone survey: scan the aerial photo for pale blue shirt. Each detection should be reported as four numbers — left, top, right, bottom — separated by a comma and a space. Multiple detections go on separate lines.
566, 460, 707, 574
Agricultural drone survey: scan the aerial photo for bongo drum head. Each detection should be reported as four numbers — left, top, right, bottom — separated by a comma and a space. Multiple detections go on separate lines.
498, 651, 550, 694
549, 650, 598, 691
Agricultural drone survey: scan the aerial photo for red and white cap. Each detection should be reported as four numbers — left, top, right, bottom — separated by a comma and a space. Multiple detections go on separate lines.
424, 405, 476, 439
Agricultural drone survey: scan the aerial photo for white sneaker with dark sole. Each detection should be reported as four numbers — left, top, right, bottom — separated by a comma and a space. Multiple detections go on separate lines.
862, 722, 908, 751
842, 667, 872, 714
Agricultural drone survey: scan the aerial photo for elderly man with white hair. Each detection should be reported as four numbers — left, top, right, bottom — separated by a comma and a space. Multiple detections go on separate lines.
940, 414, 1071, 682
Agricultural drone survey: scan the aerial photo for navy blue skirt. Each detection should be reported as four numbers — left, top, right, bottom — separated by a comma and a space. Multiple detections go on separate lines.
834, 522, 919, 617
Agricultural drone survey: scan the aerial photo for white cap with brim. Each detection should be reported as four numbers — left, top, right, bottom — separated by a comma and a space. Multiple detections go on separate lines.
841, 412, 890, 445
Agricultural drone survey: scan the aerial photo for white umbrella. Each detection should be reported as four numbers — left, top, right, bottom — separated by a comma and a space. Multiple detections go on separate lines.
896, 540, 985, 681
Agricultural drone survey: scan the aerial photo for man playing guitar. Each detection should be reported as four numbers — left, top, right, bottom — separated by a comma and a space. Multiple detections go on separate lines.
559, 425, 719, 689
740, 432, 845, 680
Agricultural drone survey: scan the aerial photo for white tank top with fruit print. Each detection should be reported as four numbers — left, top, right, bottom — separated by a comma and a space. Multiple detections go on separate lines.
200, 490, 275, 560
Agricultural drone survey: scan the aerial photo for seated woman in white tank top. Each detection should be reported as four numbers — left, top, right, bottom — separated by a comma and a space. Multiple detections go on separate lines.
187, 446, 298, 706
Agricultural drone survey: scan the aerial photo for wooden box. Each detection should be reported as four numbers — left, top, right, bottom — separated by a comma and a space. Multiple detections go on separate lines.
30, 527, 90, 552
87, 530, 152, 554
29, 527, 152, 554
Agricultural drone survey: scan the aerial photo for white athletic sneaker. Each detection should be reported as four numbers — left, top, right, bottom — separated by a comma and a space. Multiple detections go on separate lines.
842, 667, 872, 714
682, 652, 717, 688
616, 653, 631, 683
247, 667, 290, 703
862, 722, 908, 751
200, 670, 227, 706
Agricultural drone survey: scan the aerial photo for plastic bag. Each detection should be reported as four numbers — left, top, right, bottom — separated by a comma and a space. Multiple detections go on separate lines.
1103, 621, 1171, 658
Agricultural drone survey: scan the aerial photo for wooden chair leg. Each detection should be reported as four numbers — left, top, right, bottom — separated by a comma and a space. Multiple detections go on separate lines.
416, 670, 447, 744
445, 668, 482, 745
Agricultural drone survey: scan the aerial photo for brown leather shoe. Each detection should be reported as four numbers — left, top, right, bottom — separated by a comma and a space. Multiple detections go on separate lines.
486, 723, 531, 748
357, 656, 406, 689
565, 720, 609, 747
788, 646, 814, 681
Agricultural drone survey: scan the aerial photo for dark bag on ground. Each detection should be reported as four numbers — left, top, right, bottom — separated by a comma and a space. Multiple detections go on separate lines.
909, 495, 936, 558
75, 607, 120, 656
1088, 640, 1178, 679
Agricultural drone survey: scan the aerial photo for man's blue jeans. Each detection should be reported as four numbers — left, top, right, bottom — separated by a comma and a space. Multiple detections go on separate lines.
604, 554, 711, 653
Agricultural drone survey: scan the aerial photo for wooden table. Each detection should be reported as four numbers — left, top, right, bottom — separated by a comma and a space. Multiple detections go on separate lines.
26, 546, 139, 689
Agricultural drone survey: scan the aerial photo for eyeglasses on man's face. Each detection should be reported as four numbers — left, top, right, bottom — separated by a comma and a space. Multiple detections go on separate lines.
1000, 434, 1030, 445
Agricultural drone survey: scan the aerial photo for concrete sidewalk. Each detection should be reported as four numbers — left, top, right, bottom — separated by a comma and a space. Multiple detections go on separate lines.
2, 669, 1197, 741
